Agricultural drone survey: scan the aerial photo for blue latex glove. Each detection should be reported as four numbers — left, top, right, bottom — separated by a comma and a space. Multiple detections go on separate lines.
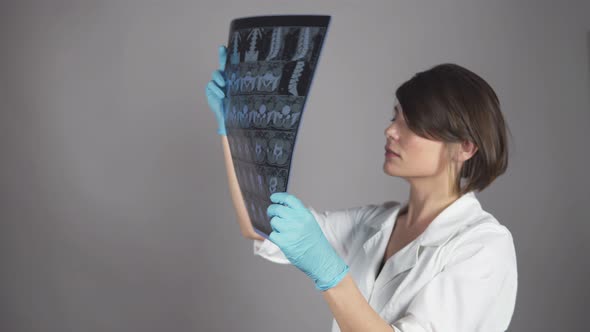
266, 192, 350, 291
205, 45, 228, 136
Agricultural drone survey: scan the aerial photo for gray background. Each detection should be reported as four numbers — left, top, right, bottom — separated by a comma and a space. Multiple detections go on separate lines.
1, 0, 589, 331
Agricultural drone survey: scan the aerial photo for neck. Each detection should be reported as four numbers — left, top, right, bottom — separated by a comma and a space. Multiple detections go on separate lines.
399, 180, 461, 229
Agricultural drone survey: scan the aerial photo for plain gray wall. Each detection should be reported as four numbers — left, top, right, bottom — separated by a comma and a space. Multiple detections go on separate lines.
1, 0, 589, 331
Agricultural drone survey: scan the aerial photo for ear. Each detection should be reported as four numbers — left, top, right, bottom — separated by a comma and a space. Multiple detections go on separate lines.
458, 140, 478, 162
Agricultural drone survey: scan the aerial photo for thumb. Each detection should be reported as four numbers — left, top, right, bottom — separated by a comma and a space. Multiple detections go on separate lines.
218, 45, 227, 71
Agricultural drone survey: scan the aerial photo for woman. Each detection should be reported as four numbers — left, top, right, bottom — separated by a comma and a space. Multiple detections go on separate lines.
206, 45, 517, 332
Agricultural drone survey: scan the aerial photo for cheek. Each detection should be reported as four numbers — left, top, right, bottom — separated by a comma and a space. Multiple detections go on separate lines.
405, 138, 444, 170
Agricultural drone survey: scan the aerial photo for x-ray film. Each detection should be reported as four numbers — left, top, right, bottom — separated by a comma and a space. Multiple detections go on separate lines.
223, 15, 331, 238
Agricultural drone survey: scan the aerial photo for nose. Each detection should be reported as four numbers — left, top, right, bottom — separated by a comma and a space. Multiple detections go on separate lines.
384, 121, 400, 141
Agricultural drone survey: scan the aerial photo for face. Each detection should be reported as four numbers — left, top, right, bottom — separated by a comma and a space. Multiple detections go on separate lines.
383, 103, 451, 179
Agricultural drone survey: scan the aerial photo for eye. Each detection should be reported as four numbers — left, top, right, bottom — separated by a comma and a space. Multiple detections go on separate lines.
390, 115, 397, 122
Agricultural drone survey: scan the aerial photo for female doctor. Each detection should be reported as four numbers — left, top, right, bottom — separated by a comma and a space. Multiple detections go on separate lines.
206, 45, 517, 332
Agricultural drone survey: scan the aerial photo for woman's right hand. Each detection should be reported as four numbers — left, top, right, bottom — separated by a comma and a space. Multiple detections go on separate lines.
205, 45, 228, 136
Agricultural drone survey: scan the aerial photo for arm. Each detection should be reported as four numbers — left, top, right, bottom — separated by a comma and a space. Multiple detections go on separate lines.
209, 48, 364, 245
206, 45, 263, 241
265, 194, 394, 330
323, 274, 395, 332
221, 134, 264, 241
267, 191, 516, 332
322, 226, 517, 332
253, 204, 370, 265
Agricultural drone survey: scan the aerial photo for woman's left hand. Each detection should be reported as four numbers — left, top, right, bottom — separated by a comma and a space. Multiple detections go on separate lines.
266, 192, 349, 291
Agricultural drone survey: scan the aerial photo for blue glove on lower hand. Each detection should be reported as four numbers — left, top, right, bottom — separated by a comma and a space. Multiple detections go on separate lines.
205, 45, 228, 136
266, 192, 349, 291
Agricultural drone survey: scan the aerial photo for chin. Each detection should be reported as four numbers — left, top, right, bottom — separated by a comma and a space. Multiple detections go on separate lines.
382, 164, 400, 177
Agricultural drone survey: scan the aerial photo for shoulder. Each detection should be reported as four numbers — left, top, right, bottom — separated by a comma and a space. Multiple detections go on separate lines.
309, 199, 401, 222
445, 211, 517, 271
364, 200, 402, 218
459, 211, 515, 246
358, 200, 403, 229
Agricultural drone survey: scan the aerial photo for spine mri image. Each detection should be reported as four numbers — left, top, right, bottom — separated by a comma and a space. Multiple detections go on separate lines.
223, 15, 331, 238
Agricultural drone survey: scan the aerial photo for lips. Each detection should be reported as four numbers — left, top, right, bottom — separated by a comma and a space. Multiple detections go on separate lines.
385, 146, 399, 156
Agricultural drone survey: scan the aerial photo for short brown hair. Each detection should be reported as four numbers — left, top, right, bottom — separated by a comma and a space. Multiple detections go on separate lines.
394, 63, 512, 196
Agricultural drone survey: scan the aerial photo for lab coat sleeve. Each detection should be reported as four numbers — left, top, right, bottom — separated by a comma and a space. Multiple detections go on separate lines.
391, 225, 518, 332
253, 203, 379, 265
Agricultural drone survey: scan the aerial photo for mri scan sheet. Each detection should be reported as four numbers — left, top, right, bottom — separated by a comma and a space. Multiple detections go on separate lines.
223, 15, 331, 238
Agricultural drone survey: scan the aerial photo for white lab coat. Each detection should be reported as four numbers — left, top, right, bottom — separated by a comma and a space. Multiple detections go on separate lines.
253, 191, 518, 332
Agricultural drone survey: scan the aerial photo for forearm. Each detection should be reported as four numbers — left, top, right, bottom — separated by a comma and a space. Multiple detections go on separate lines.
221, 135, 264, 240
322, 274, 394, 332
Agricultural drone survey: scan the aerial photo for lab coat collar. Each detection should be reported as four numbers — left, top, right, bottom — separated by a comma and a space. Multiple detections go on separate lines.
417, 190, 481, 246
367, 190, 481, 247
355, 191, 481, 304
356, 201, 414, 300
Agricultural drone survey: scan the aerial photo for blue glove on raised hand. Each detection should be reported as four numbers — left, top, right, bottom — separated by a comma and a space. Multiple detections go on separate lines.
266, 192, 350, 291
205, 45, 228, 136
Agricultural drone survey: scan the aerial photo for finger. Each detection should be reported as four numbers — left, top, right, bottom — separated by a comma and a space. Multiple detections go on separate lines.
270, 215, 287, 233
206, 81, 225, 99
268, 230, 281, 246
212, 70, 225, 87
266, 203, 291, 219
218, 45, 227, 71
270, 192, 306, 210
205, 85, 220, 104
